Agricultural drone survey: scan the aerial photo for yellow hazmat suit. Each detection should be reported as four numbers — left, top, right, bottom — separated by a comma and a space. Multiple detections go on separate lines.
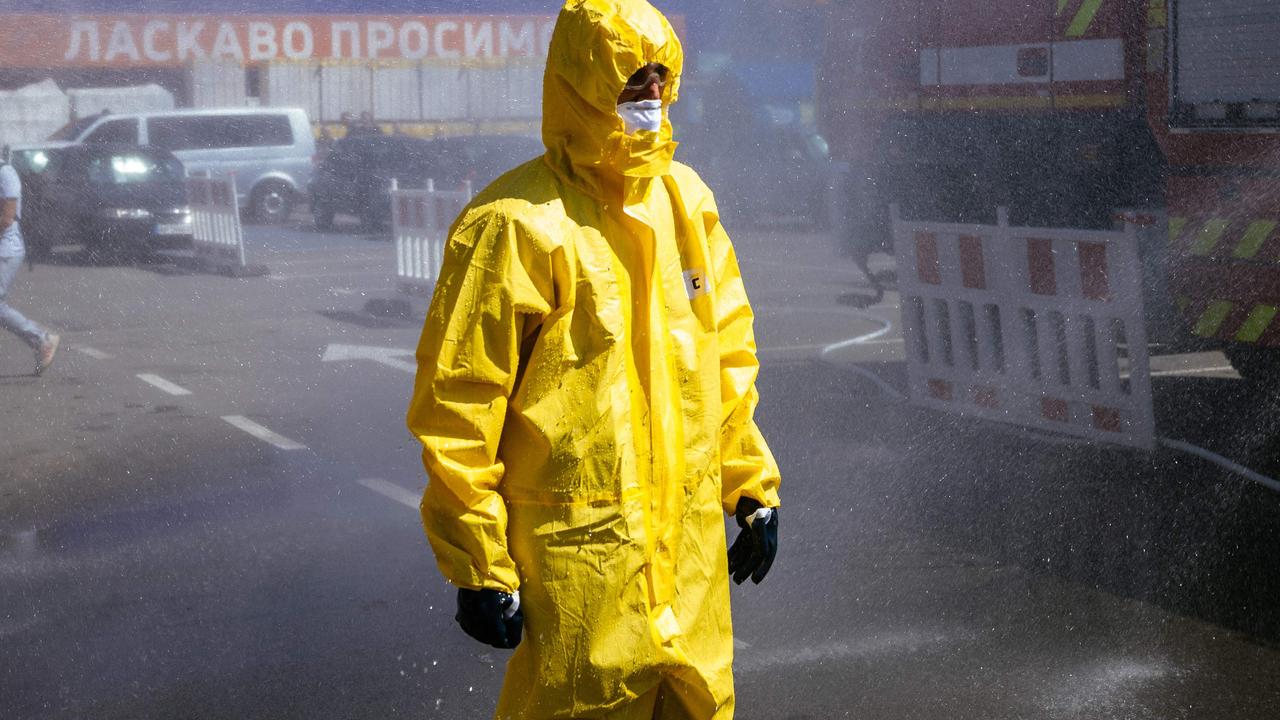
407, 1, 781, 717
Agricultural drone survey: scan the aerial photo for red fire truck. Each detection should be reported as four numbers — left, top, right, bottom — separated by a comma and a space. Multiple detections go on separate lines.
819, 0, 1280, 379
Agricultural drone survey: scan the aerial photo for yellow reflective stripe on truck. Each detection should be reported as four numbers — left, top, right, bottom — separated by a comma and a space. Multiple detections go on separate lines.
1066, 0, 1106, 37
1182, 300, 1277, 343
1188, 219, 1230, 256
1172, 218, 1278, 258
1232, 221, 1278, 260
1193, 301, 1234, 338
1147, 0, 1168, 29
1236, 305, 1279, 343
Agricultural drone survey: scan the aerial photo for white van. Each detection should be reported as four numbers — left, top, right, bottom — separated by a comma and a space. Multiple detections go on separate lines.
16, 107, 315, 223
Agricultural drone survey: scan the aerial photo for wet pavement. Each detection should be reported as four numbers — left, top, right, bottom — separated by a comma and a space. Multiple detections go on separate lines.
2, 216, 1280, 718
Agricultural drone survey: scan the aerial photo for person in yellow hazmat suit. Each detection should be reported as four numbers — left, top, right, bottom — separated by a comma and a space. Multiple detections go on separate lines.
407, 1, 781, 717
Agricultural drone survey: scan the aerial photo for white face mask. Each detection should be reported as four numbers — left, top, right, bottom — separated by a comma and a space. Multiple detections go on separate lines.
616, 99, 664, 135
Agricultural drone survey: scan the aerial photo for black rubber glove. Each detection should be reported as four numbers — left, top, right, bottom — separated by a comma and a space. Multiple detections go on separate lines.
727, 497, 778, 585
455, 588, 523, 649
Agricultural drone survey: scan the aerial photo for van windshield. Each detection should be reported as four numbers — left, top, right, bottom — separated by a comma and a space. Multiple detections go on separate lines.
47, 114, 102, 142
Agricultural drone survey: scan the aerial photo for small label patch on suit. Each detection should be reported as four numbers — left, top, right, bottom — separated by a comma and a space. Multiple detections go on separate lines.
683, 268, 709, 300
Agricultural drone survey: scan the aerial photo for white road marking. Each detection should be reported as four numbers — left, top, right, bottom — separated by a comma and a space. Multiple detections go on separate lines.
322, 344, 417, 374
820, 314, 896, 356
137, 373, 193, 396
269, 271, 389, 281
1148, 365, 1237, 378
73, 345, 112, 360
221, 415, 308, 451
358, 478, 423, 510
762, 337, 905, 354
759, 340, 905, 358
733, 638, 751, 650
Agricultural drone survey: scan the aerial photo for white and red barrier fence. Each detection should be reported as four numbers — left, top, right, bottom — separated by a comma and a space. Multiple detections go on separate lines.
891, 206, 1155, 449
186, 173, 247, 270
390, 178, 473, 296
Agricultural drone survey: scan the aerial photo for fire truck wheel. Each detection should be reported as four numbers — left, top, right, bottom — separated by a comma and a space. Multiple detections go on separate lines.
1224, 345, 1280, 388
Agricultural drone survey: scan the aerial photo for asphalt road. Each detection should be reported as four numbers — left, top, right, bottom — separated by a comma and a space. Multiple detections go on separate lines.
2, 213, 1280, 719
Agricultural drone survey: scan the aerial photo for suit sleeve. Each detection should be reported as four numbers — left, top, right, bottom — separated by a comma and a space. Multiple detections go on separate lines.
703, 198, 782, 515
407, 209, 551, 592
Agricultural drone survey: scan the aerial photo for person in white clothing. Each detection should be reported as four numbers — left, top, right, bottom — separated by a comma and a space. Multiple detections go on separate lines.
0, 158, 58, 375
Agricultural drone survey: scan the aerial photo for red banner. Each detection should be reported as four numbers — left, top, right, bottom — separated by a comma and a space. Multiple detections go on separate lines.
1, 15, 560, 68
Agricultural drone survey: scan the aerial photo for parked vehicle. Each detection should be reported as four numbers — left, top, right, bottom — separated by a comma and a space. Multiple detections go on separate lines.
21, 143, 192, 261
309, 134, 544, 232
7, 146, 54, 176
10, 107, 314, 224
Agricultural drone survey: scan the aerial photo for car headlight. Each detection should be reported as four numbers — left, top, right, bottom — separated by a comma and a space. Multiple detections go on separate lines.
101, 208, 153, 220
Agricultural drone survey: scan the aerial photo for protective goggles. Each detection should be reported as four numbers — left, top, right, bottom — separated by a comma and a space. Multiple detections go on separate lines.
622, 63, 670, 92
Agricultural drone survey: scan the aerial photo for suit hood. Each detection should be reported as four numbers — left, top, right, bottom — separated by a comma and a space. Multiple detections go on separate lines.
542, 0, 684, 201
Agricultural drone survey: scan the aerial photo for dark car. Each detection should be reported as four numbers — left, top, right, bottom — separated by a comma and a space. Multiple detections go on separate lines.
22, 143, 192, 261
309, 134, 544, 232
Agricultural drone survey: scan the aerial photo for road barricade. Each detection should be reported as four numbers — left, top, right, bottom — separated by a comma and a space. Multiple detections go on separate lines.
186, 173, 265, 276
390, 179, 473, 296
891, 206, 1155, 449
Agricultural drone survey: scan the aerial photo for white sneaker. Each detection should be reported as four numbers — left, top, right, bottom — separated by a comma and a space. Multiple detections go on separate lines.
35, 333, 59, 376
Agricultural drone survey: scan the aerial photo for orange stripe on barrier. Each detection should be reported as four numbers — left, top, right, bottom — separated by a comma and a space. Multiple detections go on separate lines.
959, 235, 986, 290
1092, 406, 1122, 432
1078, 242, 1111, 301
1027, 239, 1057, 296
916, 233, 941, 285
1041, 397, 1069, 422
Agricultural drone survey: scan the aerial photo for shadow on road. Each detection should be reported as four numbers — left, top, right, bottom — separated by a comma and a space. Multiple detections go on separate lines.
23, 245, 196, 273
761, 358, 1280, 649
902, 375, 1280, 646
